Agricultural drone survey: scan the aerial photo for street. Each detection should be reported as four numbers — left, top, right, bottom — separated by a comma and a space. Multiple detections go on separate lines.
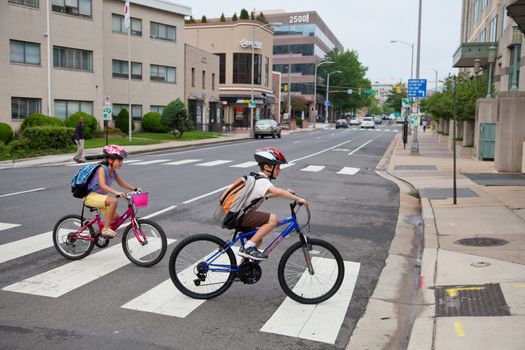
0, 125, 401, 349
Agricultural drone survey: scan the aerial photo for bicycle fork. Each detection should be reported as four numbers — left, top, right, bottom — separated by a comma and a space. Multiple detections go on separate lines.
299, 233, 315, 275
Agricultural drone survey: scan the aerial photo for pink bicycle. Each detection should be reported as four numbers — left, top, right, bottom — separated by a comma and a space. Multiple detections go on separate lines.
53, 191, 167, 267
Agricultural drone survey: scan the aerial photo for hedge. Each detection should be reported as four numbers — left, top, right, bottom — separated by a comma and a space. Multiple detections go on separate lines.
115, 108, 135, 134
21, 126, 75, 150
20, 113, 63, 131
64, 111, 98, 139
0, 123, 14, 144
142, 112, 168, 132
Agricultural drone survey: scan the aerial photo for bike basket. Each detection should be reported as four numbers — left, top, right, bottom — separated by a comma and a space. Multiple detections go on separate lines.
132, 192, 149, 207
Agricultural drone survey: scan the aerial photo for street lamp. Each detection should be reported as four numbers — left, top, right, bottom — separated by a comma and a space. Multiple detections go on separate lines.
313, 61, 334, 125
325, 70, 342, 124
486, 46, 496, 98
432, 68, 438, 93
390, 40, 414, 79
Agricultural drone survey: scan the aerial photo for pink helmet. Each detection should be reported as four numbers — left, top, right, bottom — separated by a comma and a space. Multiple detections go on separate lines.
103, 144, 127, 159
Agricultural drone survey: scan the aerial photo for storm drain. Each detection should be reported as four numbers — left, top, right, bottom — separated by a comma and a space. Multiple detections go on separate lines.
455, 237, 509, 247
435, 283, 510, 317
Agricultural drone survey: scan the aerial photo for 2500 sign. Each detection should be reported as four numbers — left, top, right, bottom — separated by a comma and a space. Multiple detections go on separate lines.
289, 14, 310, 23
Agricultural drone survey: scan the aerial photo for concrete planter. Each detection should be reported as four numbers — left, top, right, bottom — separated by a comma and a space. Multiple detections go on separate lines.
437, 133, 449, 143
458, 144, 474, 158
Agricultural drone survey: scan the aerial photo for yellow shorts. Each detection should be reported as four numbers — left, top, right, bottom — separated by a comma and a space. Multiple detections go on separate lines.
84, 192, 108, 214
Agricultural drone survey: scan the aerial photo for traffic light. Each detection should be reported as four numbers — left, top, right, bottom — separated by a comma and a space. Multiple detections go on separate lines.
281, 83, 288, 92
395, 85, 401, 93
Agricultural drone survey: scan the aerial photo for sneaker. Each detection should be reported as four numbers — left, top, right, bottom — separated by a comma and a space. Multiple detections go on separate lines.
238, 246, 268, 260
101, 228, 118, 238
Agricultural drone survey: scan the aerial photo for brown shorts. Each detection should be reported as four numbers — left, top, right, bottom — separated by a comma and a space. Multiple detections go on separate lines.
237, 211, 271, 231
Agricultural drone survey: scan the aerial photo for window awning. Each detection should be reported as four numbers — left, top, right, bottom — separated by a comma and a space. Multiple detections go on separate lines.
507, 0, 525, 34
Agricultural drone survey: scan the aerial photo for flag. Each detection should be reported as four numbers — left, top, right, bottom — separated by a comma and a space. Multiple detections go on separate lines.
124, 0, 130, 28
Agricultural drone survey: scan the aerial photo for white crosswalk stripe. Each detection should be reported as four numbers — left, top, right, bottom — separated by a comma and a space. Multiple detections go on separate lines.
260, 260, 360, 344
300, 165, 325, 172
163, 159, 202, 165
0, 222, 21, 231
196, 160, 233, 167
230, 161, 258, 168
131, 159, 171, 165
337, 167, 360, 175
2, 239, 175, 297
0, 231, 52, 264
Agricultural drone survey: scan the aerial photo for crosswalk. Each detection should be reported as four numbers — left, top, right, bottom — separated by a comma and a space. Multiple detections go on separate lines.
0, 229, 360, 344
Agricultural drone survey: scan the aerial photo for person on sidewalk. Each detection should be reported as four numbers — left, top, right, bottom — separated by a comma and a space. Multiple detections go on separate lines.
73, 116, 86, 163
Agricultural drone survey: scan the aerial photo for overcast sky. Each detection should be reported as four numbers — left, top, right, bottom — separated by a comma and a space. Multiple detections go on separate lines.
182, 0, 462, 86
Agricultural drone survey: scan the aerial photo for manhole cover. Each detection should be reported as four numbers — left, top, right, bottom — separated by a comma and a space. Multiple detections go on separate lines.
454, 237, 508, 247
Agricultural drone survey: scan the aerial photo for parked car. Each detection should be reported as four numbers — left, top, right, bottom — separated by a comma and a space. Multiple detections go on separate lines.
335, 119, 349, 129
254, 119, 281, 139
360, 116, 375, 129
349, 116, 360, 125
373, 115, 382, 124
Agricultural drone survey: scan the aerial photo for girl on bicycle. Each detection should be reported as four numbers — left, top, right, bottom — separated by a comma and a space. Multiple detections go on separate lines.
237, 147, 309, 260
83, 145, 140, 238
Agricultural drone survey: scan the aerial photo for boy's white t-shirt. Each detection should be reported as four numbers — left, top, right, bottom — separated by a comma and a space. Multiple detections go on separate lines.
242, 172, 274, 210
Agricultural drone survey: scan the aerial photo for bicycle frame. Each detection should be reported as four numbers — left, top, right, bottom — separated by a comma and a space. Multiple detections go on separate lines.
204, 205, 308, 274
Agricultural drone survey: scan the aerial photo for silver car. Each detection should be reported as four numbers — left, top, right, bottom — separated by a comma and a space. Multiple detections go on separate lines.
360, 116, 375, 129
254, 119, 282, 139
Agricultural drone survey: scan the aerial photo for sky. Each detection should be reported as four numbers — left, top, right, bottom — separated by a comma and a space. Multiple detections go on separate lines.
181, 0, 462, 87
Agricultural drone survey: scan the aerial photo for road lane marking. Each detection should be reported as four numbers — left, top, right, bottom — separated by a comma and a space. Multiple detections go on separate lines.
337, 167, 360, 175
289, 139, 355, 164
142, 205, 177, 219
182, 186, 229, 204
348, 139, 374, 156
2, 239, 176, 297
196, 160, 233, 167
131, 159, 171, 165
454, 321, 465, 336
122, 247, 241, 318
0, 187, 46, 198
0, 231, 53, 264
0, 222, 21, 231
163, 159, 202, 165
260, 260, 360, 344
230, 161, 258, 168
300, 166, 325, 172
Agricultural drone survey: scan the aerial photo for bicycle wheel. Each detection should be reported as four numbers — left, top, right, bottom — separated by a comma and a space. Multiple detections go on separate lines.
122, 219, 167, 267
169, 234, 237, 299
53, 214, 95, 260
278, 238, 344, 304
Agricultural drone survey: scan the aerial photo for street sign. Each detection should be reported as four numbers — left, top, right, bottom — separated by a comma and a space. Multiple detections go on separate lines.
402, 98, 411, 107
248, 100, 256, 108
408, 79, 427, 97
363, 89, 377, 94
324, 100, 331, 107
104, 96, 111, 107
103, 106, 112, 121
410, 113, 420, 126
347, 89, 353, 94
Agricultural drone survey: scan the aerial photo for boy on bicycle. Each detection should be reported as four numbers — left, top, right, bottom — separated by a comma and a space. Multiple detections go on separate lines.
237, 147, 309, 260
83, 145, 141, 238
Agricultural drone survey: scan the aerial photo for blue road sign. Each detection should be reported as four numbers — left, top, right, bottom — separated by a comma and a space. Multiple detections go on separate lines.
408, 79, 427, 98
324, 100, 331, 107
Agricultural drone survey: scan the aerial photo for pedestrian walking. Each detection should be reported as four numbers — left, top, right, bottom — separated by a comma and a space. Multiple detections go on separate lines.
73, 116, 86, 163
422, 119, 427, 133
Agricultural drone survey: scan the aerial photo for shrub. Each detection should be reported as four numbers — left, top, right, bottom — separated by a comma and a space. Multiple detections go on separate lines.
161, 99, 192, 137
20, 113, 63, 131
142, 112, 168, 132
0, 123, 14, 144
21, 126, 74, 150
64, 112, 99, 139
295, 116, 303, 128
8, 138, 30, 151
115, 108, 135, 134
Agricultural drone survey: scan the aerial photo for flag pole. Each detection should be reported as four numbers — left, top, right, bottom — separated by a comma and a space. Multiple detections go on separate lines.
126, 1, 132, 142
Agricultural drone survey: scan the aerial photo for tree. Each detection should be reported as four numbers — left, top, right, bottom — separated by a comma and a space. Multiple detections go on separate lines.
384, 83, 408, 113
291, 95, 308, 116
250, 11, 255, 20
239, 9, 249, 20
201, 15, 207, 23
115, 108, 135, 134
161, 99, 193, 137
232, 12, 238, 21
220, 13, 226, 22
256, 12, 267, 23
185, 16, 196, 24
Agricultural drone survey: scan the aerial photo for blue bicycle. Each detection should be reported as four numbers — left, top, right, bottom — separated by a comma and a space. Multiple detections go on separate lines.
169, 203, 344, 304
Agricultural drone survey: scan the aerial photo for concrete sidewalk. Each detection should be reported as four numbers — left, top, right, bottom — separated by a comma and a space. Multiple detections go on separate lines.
389, 131, 525, 349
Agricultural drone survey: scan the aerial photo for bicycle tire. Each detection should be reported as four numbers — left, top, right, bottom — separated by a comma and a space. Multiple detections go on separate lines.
169, 234, 237, 300
121, 219, 167, 267
53, 214, 95, 260
278, 238, 344, 304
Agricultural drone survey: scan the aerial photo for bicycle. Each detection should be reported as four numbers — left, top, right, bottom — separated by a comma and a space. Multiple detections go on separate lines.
169, 202, 344, 304
53, 191, 167, 267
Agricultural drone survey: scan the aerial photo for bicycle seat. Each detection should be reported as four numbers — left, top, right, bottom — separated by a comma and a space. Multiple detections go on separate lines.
83, 205, 98, 212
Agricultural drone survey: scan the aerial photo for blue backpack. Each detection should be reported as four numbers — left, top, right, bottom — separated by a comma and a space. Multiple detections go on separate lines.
71, 163, 101, 198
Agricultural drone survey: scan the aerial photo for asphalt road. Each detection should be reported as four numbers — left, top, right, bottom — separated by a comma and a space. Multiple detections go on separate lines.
0, 123, 401, 349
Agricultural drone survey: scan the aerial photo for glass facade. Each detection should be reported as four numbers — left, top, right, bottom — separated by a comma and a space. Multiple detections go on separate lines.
273, 23, 336, 52
233, 53, 261, 84
273, 63, 315, 76
215, 53, 226, 84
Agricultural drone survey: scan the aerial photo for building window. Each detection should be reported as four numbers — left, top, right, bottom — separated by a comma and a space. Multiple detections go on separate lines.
202, 70, 206, 89
473, 0, 480, 23
112, 60, 142, 79
265, 56, 269, 87
52, 0, 92, 18
212, 73, 215, 90
233, 53, 261, 84
10, 40, 40, 65
215, 53, 226, 84
53, 46, 92, 71
54, 100, 93, 120
150, 22, 176, 42
191, 67, 195, 87
131, 105, 142, 121
479, 29, 486, 42
482, 0, 488, 9
502, 6, 507, 31
273, 44, 315, 56
11, 97, 41, 120
150, 105, 165, 114
9, 0, 39, 8
489, 16, 498, 42
509, 46, 521, 90
112, 14, 142, 36
150, 64, 176, 83
273, 63, 314, 76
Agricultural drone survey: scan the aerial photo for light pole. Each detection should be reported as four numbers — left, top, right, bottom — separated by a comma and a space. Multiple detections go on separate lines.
325, 70, 341, 124
409, 0, 423, 155
486, 46, 496, 98
313, 61, 334, 126
390, 40, 414, 79
432, 68, 438, 93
